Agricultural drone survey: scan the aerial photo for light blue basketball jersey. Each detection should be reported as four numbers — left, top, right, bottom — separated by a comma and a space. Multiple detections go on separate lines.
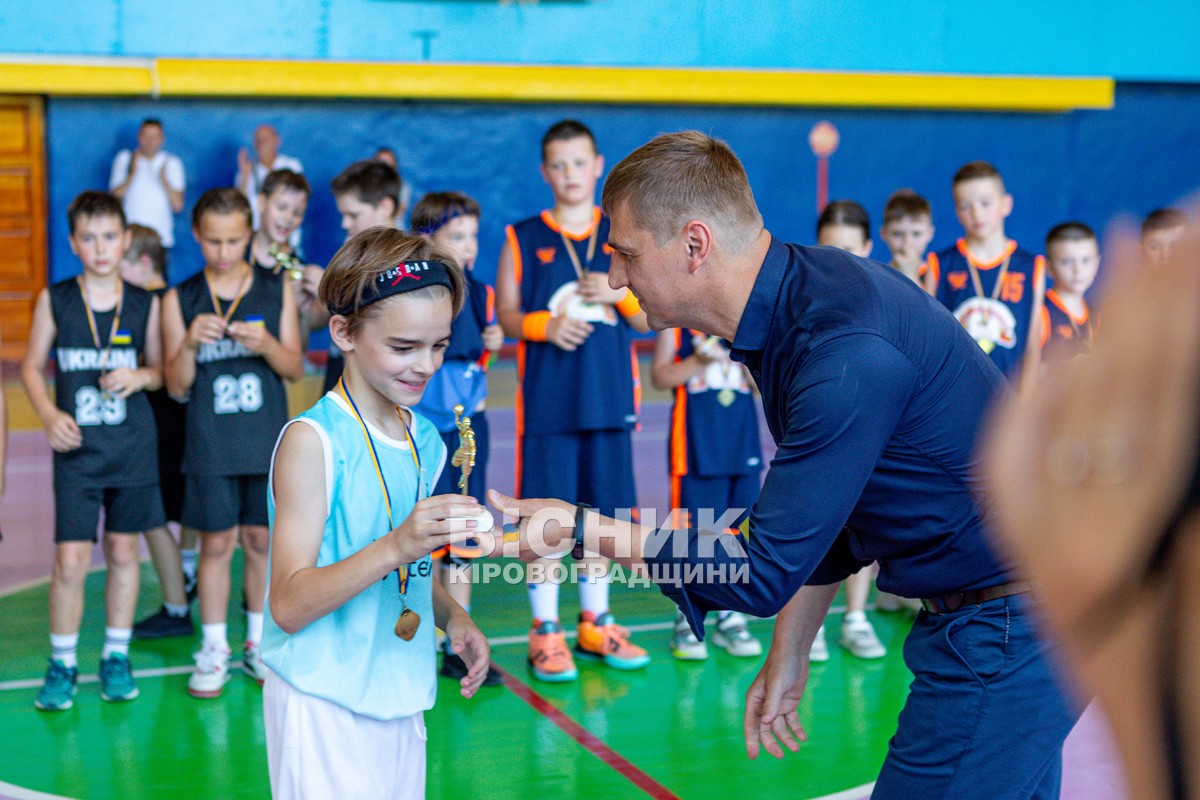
262, 391, 446, 721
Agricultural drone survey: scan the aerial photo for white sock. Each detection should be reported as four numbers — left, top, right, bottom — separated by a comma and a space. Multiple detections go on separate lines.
843, 610, 867, 627
164, 602, 188, 617
202, 623, 228, 650
245, 611, 264, 646
716, 610, 734, 622
180, 548, 199, 579
578, 570, 610, 617
102, 627, 131, 659
50, 632, 79, 669
528, 580, 559, 625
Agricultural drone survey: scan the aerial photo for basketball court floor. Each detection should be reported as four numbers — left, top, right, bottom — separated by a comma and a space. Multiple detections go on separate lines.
0, 376, 1128, 799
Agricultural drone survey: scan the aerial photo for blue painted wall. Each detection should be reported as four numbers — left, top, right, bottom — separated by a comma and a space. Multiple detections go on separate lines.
4, 1, 1200, 81
44, 83, 1200, 289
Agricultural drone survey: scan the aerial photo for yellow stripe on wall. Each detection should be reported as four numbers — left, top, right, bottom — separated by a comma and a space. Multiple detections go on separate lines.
0, 56, 1114, 112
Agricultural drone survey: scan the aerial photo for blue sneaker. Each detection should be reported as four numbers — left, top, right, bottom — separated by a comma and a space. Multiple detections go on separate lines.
34, 659, 78, 711
99, 653, 139, 702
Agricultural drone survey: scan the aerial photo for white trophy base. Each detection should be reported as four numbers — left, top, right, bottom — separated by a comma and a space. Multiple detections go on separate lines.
450, 509, 494, 532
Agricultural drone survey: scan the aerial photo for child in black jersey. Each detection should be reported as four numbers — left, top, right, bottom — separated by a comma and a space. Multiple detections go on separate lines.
162, 188, 304, 698
21, 192, 165, 710
120, 225, 196, 640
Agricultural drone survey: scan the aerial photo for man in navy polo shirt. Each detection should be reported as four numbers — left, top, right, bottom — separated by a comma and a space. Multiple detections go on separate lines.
488, 131, 1078, 799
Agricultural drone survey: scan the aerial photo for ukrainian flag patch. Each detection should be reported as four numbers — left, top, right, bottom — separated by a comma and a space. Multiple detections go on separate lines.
111, 330, 132, 345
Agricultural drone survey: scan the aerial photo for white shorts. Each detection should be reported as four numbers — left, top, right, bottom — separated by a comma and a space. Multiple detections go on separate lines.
263, 670, 427, 800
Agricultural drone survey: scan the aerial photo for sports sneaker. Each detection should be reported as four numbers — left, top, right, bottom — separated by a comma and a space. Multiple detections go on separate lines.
99, 653, 139, 702
528, 620, 578, 682
242, 641, 267, 685
575, 611, 650, 670
713, 612, 763, 658
133, 606, 194, 640
440, 651, 503, 687
670, 611, 708, 660
809, 624, 829, 663
188, 642, 232, 698
840, 619, 887, 659
34, 659, 78, 711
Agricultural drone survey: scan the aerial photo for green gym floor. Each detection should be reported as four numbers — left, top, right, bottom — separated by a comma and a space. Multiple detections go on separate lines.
0, 553, 912, 800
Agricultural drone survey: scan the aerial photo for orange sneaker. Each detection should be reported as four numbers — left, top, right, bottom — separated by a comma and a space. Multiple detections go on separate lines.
528, 620, 578, 682
575, 611, 650, 670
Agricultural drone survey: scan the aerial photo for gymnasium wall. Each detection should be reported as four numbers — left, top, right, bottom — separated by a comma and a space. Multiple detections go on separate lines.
4, 0, 1200, 81
44, 82, 1200, 286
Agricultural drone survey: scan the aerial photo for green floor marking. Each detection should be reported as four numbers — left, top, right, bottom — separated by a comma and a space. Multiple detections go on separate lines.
0, 556, 913, 799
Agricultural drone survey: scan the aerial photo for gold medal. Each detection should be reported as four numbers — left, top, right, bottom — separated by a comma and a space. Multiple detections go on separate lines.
395, 606, 420, 641
717, 388, 736, 407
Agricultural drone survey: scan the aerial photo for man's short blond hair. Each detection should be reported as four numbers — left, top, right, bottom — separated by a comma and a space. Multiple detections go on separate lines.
602, 131, 762, 245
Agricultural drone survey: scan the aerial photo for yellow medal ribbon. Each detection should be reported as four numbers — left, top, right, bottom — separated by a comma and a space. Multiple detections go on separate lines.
334, 378, 423, 640
205, 263, 251, 325
77, 277, 124, 384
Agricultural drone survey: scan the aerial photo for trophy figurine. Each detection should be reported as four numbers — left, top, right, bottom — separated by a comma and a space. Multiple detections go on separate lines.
450, 404, 494, 533
267, 242, 305, 281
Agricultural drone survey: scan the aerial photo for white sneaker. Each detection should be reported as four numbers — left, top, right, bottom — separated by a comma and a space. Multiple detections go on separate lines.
840, 619, 887, 659
242, 641, 267, 685
188, 641, 232, 698
712, 613, 763, 658
670, 612, 708, 660
809, 624, 829, 663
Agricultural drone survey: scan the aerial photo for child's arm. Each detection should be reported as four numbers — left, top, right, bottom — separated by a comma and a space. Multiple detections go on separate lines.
650, 329, 715, 391
269, 423, 486, 635
431, 580, 490, 698
1018, 258, 1048, 396
163, 288, 211, 399
19, 289, 81, 452
100, 294, 163, 398
496, 236, 593, 351
226, 283, 305, 381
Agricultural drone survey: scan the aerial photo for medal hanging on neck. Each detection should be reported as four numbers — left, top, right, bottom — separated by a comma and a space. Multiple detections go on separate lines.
77, 277, 124, 400
964, 254, 1012, 355
205, 263, 251, 329
336, 378, 423, 641
558, 214, 601, 318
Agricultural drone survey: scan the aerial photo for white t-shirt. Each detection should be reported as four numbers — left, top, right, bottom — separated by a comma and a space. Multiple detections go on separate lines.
241, 153, 304, 235
109, 149, 186, 247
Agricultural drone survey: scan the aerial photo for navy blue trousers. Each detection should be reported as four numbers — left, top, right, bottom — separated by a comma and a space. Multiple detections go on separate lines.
872, 595, 1081, 800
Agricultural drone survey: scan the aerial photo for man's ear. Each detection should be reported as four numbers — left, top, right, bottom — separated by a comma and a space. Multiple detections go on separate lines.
683, 220, 713, 274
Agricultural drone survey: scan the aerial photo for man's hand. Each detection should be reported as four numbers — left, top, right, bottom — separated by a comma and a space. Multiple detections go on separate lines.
744, 643, 810, 759
486, 489, 574, 561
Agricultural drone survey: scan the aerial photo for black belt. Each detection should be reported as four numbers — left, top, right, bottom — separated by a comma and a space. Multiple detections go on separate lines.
920, 581, 1030, 614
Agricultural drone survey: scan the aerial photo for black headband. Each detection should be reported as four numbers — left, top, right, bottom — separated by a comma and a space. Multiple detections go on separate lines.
327, 260, 455, 316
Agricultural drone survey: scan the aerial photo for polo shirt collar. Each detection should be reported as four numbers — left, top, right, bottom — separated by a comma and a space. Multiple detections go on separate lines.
731, 236, 789, 353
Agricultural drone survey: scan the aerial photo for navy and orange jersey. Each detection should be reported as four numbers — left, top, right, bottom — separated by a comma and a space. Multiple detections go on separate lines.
666, 329, 762, 508
929, 239, 1045, 379
176, 269, 289, 477
49, 278, 158, 488
413, 270, 496, 433
1039, 289, 1094, 362
507, 209, 639, 436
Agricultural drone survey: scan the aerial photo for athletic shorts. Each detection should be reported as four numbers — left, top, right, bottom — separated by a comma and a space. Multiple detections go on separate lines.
181, 474, 269, 532
519, 429, 636, 518
55, 482, 167, 542
674, 472, 760, 530
264, 670, 427, 800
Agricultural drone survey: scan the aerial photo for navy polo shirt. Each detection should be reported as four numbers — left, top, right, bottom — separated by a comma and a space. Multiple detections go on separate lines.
644, 238, 1014, 635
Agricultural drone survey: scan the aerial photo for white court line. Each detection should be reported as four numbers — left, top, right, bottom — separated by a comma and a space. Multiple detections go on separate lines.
0, 608, 870, 692
0, 779, 77, 800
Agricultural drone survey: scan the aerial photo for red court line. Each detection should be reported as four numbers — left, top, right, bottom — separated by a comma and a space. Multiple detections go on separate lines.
491, 663, 681, 800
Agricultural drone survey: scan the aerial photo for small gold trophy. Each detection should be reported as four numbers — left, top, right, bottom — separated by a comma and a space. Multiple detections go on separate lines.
267, 242, 305, 281
450, 404, 494, 535
452, 404, 476, 495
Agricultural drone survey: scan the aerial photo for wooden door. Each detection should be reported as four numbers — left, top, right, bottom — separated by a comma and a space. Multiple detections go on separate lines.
0, 96, 46, 362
